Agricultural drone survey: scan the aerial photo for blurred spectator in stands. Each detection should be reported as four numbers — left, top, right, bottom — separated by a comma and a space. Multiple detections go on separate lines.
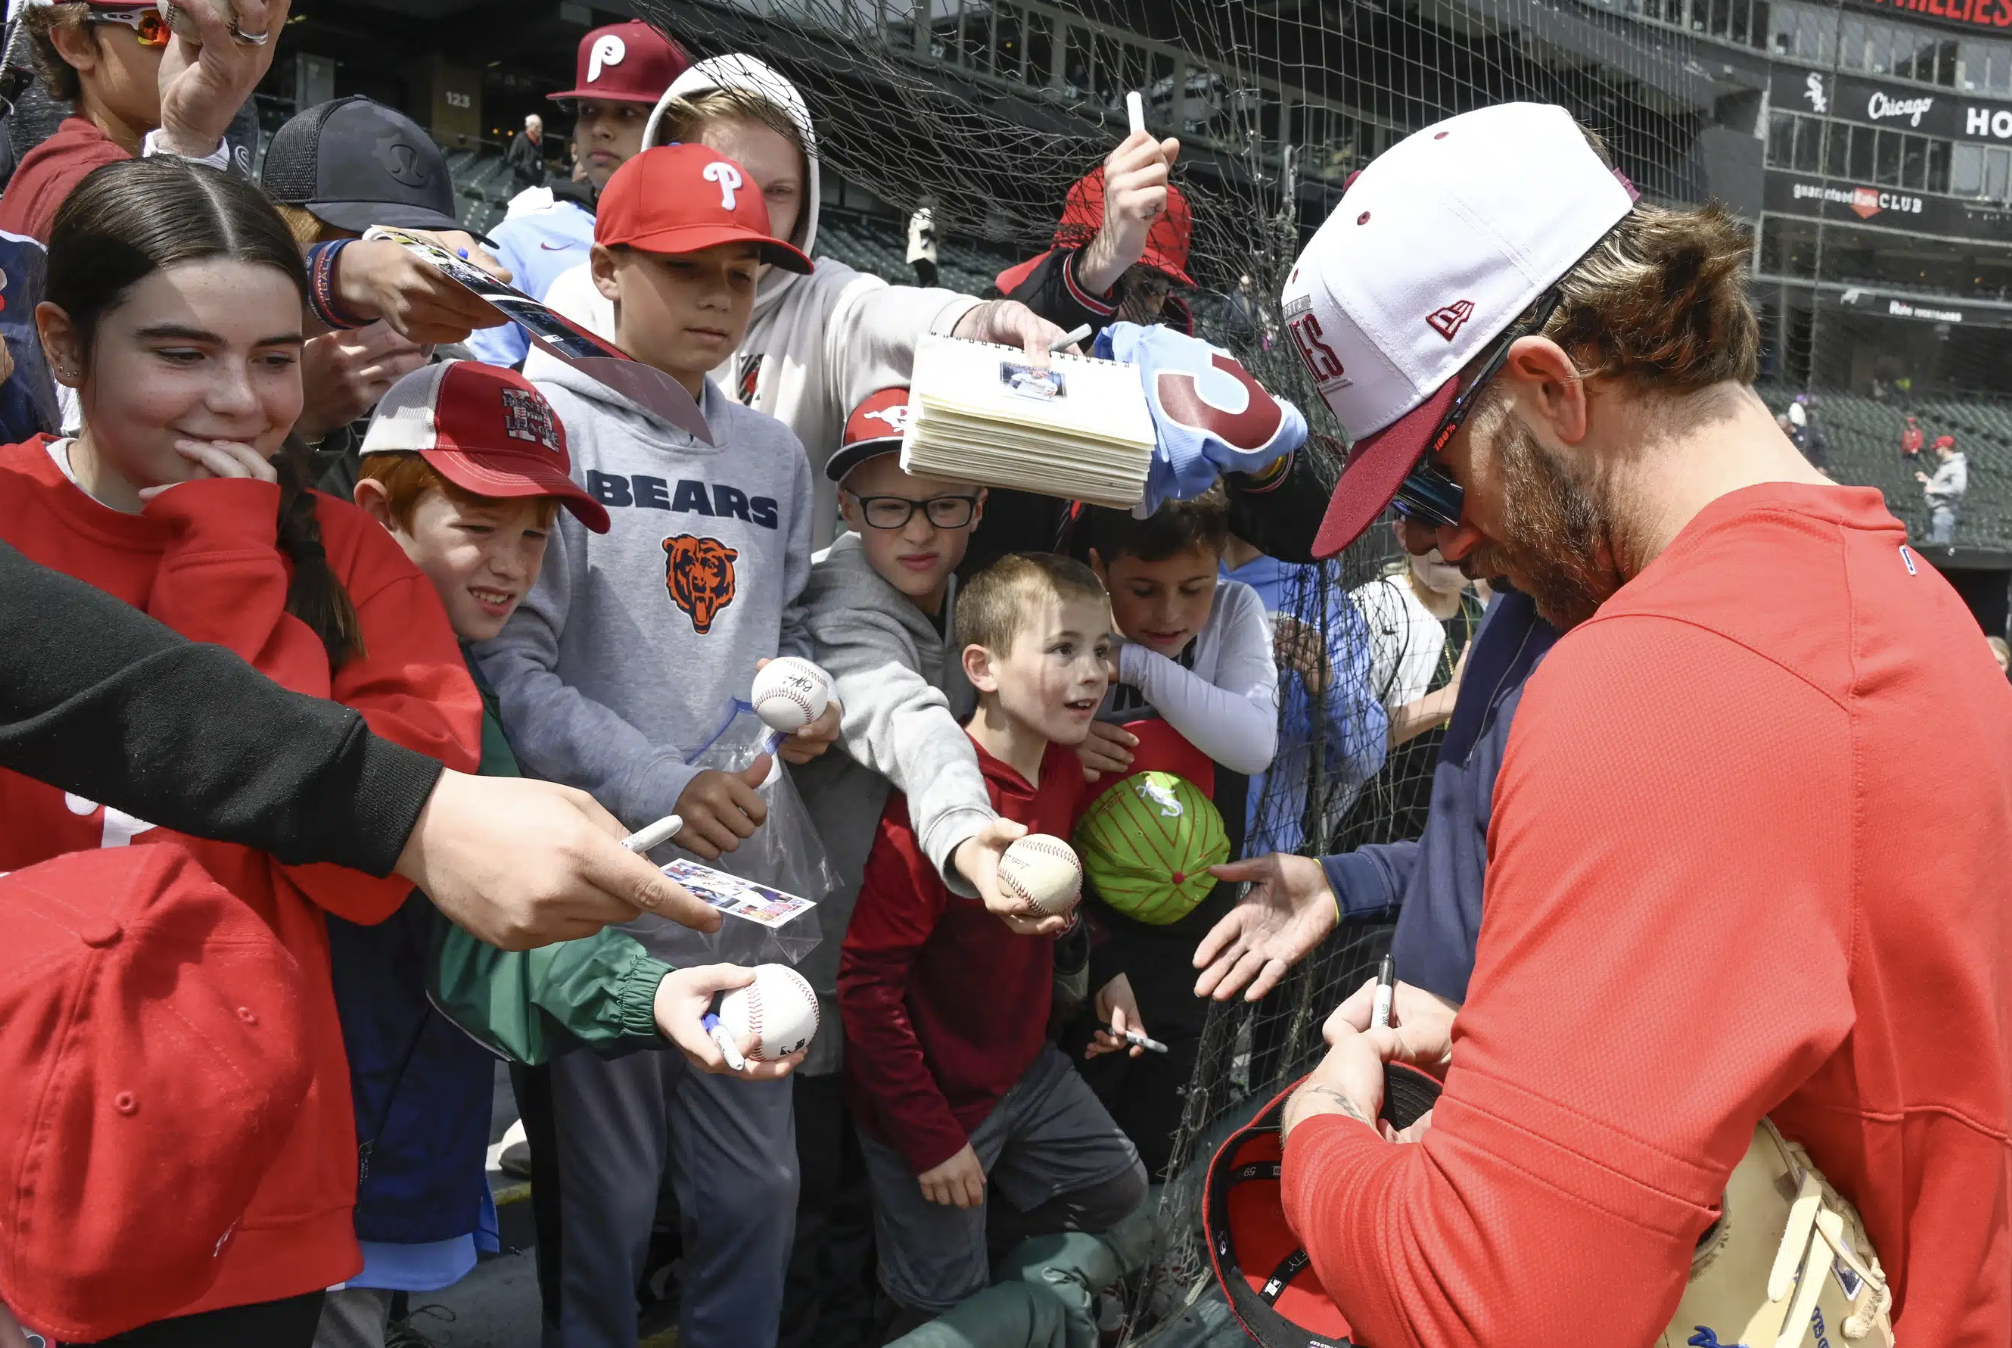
2, 0, 283, 242
1902, 414, 1924, 459
993, 127, 1192, 340
1918, 433, 1967, 546
1775, 410, 1800, 447
506, 112, 547, 193
1339, 520, 1483, 845
907, 202, 937, 287
1221, 534, 1387, 856
1989, 636, 2010, 678
1792, 393, 1830, 471
471, 20, 687, 369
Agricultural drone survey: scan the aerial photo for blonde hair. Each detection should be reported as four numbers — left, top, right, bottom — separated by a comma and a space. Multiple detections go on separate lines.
956, 553, 1107, 655
651, 86, 807, 162
274, 203, 342, 247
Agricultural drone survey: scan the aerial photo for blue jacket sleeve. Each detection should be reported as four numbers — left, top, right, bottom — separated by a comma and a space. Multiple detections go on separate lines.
1320, 840, 1418, 923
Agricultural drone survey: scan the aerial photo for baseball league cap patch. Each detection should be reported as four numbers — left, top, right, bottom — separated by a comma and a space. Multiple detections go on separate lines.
1280, 102, 1636, 558
360, 361, 610, 532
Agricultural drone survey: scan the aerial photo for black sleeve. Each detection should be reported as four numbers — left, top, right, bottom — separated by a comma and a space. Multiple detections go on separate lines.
0, 540, 441, 875
1002, 246, 1119, 342
1223, 442, 1342, 566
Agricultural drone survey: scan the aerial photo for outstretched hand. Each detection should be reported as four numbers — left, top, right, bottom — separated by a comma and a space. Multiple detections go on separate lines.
953, 817, 1068, 936
1077, 129, 1183, 297
1192, 851, 1339, 1001
398, 770, 724, 950
653, 964, 803, 1080
951, 298, 1071, 359
155, 0, 291, 159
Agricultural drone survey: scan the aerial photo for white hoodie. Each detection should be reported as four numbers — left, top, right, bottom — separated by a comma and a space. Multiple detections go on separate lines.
531, 54, 982, 547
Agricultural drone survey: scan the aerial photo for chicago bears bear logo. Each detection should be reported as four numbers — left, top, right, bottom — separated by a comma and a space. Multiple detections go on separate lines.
663, 534, 738, 633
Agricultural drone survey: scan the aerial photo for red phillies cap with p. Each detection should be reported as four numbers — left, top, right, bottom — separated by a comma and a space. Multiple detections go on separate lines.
360, 361, 610, 533
0, 844, 312, 1343
597, 144, 813, 274
551, 20, 690, 103
1280, 103, 1637, 558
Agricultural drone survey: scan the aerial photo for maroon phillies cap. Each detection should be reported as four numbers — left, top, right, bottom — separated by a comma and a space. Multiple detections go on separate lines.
359, 361, 611, 533
598, 144, 813, 274
551, 21, 691, 103
0, 844, 312, 1344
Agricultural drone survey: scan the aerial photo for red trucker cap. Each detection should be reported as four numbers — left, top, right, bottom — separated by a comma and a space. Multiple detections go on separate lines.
359, 360, 611, 533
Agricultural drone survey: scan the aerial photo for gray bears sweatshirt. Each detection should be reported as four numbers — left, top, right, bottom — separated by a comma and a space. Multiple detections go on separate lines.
475, 360, 814, 831
790, 531, 991, 1075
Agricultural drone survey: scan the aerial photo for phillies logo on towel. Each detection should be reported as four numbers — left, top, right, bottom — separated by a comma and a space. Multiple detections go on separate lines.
1154, 350, 1288, 455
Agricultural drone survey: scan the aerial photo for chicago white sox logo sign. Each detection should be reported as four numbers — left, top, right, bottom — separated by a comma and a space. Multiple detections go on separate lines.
704, 161, 743, 211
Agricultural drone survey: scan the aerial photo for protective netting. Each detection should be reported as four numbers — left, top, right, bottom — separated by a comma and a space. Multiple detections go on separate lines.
627, 0, 1703, 1338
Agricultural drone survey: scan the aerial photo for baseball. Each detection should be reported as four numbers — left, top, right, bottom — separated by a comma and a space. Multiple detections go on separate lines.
751, 656, 831, 733
716, 964, 819, 1062
998, 833, 1083, 918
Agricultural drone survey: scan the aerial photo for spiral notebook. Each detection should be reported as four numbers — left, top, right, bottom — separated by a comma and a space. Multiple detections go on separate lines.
900, 334, 1156, 509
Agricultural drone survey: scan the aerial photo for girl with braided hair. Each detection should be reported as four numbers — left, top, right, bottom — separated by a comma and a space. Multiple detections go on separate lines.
0, 155, 482, 1343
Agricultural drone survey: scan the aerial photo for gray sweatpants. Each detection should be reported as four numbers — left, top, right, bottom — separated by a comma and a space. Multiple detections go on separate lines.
860, 1045, 1146, 1314
541, 1047, 797, 1348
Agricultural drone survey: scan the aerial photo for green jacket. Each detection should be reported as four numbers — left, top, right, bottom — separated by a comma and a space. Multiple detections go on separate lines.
424, 653, 674, 1064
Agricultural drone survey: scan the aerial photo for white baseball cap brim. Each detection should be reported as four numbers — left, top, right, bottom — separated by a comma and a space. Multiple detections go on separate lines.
1279, 102, 1637, 557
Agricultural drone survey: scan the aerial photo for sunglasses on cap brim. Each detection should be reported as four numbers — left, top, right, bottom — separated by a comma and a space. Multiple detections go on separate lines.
1391, 286, 1565, 531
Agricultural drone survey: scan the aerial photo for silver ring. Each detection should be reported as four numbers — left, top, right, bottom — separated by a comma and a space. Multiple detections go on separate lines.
230, 23, 271, 45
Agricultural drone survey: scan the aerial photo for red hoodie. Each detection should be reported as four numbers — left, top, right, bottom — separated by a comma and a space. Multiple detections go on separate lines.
0, 437, 481, 1317
1282, 484, 2012, 1346
0, 117, 129, 243
839, 736, 1088, 1174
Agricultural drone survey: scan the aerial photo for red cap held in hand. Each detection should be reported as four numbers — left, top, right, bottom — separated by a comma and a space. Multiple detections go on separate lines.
551, 20, 690, 103
597, 144, 813, 274
0, 844, 312, 1344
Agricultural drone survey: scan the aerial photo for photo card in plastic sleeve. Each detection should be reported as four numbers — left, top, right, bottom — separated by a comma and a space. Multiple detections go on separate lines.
659, 858, 817, 930
358, 226, 711, 445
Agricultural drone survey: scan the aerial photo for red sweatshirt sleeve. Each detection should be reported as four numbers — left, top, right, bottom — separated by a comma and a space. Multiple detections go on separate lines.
1280, 617, 1859, 1347
144, 484, 479, 924
838, 806, 966, 1174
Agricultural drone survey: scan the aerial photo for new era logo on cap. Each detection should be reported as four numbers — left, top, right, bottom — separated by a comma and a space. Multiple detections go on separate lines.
1280, 102, 1637, 557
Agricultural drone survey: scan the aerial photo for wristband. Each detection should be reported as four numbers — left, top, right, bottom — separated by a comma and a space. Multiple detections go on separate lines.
305, 240, 369, 331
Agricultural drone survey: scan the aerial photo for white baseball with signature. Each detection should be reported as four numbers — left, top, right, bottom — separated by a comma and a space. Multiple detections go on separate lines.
717, 964, 819, 1062
998, 833, 1083, 917
751, 656, 832, 733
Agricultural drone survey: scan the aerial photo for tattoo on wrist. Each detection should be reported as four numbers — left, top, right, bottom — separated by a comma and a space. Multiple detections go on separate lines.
1297, 1084, 1373, 1127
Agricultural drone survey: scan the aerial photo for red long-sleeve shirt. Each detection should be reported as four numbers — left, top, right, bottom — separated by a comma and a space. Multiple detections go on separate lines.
839, 736, 1087, 1174
0, 117, 129, 243
0, 438, 480, 1317
1283, 483, 2012, 1347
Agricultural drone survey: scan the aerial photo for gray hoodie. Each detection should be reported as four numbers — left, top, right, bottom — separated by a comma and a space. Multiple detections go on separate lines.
475, 359, 815, 829
789, 532, 990, 1074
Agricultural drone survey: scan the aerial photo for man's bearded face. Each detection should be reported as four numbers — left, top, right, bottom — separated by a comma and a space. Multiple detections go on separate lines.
1460, 408, 1623, 630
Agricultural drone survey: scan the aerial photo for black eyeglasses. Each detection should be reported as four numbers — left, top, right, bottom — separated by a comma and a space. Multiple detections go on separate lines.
846, 492, 980, 531
1392, 287, 1565, 530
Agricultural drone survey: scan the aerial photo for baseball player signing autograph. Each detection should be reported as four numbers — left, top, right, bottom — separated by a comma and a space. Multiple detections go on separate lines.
1270, 104, 2012, 1346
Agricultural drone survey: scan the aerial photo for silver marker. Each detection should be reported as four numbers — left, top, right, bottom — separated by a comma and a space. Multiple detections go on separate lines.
1371, 954, 1396, 1030
1047, 323, 1091, 353
621, 814, 684, 854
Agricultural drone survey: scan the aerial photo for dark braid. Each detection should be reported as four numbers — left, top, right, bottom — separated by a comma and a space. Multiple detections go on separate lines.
48, 159, 365, 671
272, 434, 365, 668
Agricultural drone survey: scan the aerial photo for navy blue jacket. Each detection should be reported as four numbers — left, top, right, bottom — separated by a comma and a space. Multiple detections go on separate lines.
1318, 588, 1560, 1003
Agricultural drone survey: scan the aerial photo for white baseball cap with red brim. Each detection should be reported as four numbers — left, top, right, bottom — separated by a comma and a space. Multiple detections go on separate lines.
360, 361, 611, 533
1280, 102, 1638, 558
